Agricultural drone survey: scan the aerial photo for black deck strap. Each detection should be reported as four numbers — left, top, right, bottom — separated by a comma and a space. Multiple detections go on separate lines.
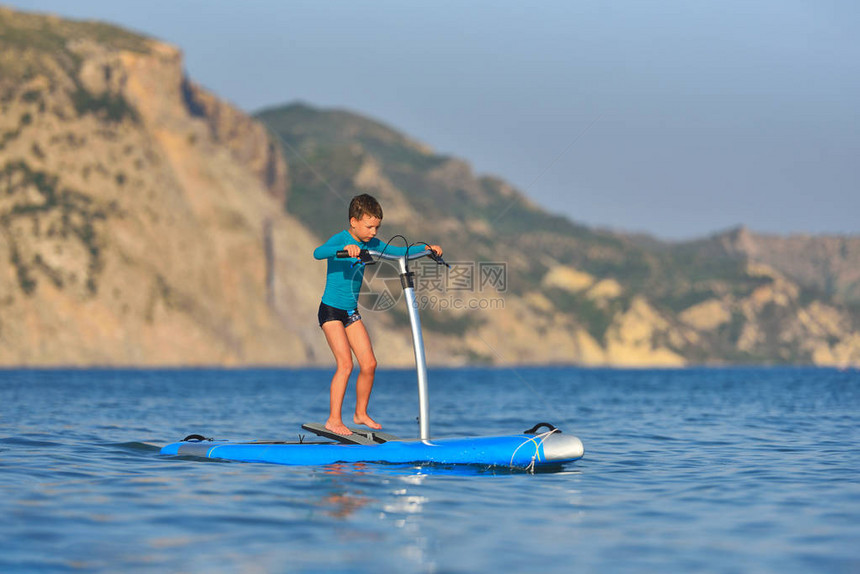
182, 434, 212, 442
523, 422, 560, 435
301, 423, 377, 445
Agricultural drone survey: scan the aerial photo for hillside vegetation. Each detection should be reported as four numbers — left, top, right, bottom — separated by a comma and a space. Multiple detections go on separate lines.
1, 5, 858, 367
257, 103, 860, 366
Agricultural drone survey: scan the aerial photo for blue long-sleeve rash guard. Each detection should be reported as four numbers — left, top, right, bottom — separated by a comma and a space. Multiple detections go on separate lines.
314, 230, 411, 311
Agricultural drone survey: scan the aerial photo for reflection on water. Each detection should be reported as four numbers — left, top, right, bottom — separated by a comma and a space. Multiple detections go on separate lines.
317, 464, 375, 518
320, 491, 372, 519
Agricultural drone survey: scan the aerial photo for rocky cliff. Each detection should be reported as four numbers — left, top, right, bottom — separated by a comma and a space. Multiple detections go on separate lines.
2, 6, 859, 367
0, 7, 328, 365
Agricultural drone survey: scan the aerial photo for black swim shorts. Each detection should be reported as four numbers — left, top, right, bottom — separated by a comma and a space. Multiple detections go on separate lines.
318, 302, 362, 328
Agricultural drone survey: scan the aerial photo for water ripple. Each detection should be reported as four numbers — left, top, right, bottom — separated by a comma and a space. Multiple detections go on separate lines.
1, 367, 858, 573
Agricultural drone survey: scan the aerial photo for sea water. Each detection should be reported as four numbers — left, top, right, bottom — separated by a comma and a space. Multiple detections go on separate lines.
1, 367, 858, 573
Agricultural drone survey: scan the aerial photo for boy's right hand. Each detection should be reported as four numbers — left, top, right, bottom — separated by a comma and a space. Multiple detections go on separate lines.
344, 244, 362, 258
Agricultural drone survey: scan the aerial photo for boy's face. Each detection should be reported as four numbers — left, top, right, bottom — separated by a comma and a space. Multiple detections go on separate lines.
349, 214, 381, 243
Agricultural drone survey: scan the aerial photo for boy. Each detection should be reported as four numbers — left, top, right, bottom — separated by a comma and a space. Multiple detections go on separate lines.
314, 194, 442, 436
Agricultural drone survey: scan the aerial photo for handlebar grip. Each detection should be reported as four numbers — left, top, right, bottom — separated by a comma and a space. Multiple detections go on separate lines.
428, 251, 450, 268
336, 249, 374, 265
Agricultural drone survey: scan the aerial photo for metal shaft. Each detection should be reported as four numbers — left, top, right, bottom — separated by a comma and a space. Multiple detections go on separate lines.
398, 257, 430, 440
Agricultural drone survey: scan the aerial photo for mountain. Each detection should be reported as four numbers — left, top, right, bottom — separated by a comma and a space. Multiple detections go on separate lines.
256, 103, 860, 367
0, 6, 330, 365
2, 6, 858, 367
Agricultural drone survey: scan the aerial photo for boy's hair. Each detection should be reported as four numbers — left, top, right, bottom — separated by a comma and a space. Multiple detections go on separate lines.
349, 194, 383, 221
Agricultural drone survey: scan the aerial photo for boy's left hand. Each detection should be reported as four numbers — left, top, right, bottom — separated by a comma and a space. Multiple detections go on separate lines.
426, 245, 443, 256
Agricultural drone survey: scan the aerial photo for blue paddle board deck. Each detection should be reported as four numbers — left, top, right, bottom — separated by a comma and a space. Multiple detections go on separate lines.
160, 426, 584, 469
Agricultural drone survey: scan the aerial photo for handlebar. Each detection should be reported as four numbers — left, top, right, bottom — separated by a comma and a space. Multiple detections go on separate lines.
336, 247, 449, 267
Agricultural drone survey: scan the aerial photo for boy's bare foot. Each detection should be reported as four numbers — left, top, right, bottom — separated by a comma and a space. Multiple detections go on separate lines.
325, 420, 352, 436
353, 414, 382, 430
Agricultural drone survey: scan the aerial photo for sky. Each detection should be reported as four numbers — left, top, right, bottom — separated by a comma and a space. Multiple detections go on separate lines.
5, 0, 859, 240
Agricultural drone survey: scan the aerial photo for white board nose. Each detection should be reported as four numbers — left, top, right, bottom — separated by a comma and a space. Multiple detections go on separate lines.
542, 433, 585, 462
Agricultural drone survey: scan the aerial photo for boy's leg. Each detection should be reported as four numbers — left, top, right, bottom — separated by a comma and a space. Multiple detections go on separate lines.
321, 321, 354, 435
345, 320, 381, 429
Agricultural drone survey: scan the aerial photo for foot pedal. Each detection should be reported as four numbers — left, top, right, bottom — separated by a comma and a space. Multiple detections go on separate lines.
301, 423, 376, 445
347, 427, 400, 443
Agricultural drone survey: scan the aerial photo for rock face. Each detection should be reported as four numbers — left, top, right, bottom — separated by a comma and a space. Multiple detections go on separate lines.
2, 7, 859, 367
0, 7, 326, 366
718, 226, 860, 304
